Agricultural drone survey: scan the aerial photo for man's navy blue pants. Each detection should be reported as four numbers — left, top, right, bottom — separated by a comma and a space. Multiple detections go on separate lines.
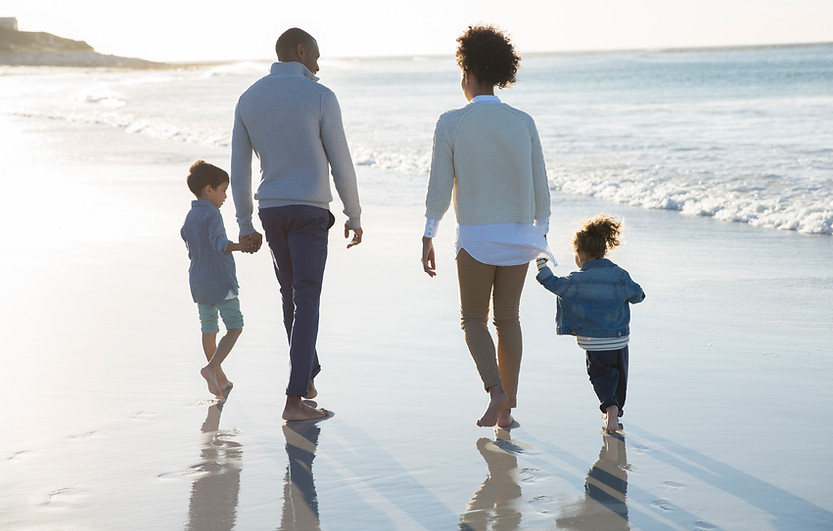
259, 205, 334, 397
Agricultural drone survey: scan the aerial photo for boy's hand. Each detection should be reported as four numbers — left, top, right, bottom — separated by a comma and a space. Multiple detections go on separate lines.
241, 232, 263, 253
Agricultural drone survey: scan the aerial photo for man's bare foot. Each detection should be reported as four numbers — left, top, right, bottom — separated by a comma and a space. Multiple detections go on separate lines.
477, 386, 509, 427
283, 396, 329, 421
200, 366, 221, 396
305, 379, 318, 400
603, 405, 620, 433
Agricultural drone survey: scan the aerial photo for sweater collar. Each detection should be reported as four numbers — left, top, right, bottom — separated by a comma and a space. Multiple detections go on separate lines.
471, 95, 501, 104
270, 61, 319, 82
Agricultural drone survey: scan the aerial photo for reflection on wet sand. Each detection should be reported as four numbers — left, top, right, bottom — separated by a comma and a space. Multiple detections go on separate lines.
280, 419, 323, 531
459, 428, 523, 531
186, 401, 242, 531
556, 433, 630, 530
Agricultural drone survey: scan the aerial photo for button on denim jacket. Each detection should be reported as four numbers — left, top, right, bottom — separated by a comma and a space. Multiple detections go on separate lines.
536, 258, 645, 338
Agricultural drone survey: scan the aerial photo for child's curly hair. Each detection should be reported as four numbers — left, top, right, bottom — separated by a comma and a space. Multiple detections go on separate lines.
456, 25, 520, 89
573, 214, 622, 260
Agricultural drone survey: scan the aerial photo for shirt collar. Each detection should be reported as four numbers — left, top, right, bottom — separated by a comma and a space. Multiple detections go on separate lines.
192, 198, 217, 209
270, 61, 319, 82
471, 95, 501, 104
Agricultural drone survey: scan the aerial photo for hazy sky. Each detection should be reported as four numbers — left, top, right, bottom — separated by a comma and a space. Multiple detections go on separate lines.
4, 0, 832, 62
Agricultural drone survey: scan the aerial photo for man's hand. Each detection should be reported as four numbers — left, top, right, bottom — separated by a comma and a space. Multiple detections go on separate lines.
240, 231, 263, 253
345, 224, 363, 249
421, 237, 436, 277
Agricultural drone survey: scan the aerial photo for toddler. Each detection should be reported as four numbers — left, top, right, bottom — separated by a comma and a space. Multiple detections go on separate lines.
536, 214, 645, 433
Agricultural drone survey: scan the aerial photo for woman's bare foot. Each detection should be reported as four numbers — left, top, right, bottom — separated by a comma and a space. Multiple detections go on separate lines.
305, 379, 318, 400
603, 405, 620, 433
283, 396, 329, 421
200, 366, 221, 396
477, 386, 509, 427
497, 408, 514, 428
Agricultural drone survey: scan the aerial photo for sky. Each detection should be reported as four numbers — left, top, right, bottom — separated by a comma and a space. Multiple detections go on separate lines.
3, 0, 832, 62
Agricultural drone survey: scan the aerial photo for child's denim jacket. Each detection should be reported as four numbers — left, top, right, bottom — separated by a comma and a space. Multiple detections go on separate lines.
536, 258, 645, 338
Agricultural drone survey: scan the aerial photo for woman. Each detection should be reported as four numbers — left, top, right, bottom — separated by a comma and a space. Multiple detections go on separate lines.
421, 25, 552, 428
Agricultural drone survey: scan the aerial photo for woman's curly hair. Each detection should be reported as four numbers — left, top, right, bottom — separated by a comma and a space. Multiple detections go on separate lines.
456, 25, 520, 89
573, 214, 623, 260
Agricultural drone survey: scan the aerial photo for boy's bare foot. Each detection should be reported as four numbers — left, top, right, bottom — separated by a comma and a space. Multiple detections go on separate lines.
200, 366, 221, 396
603, 405, 620, 433
477, 386, 509, 427
216, 368, 232, 390
305, 379, 318, 400
283, 396, 329, 422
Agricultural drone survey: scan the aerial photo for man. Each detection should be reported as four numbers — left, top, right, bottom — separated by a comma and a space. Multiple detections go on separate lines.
231, 28, 363, 421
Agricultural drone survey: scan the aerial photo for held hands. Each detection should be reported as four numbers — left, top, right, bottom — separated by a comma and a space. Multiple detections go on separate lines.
422, 237, 436, 277
345, 224, 363, 249
240, 231, 263, 254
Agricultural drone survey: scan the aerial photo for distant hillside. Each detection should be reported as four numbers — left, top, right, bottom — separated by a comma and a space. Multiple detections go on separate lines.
0, 27, 167, 68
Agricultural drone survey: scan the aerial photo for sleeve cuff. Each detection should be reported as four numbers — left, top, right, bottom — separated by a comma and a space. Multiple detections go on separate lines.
423, 218, 439, 238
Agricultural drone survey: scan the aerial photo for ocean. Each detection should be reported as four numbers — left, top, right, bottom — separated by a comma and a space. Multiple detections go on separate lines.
1, 43, 831, 236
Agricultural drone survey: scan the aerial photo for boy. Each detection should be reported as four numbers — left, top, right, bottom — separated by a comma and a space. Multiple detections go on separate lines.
536, 214, 645, 433
181, 160, 247, 399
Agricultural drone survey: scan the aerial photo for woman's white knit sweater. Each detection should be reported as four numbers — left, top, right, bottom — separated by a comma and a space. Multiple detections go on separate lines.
424, 102, 551, 224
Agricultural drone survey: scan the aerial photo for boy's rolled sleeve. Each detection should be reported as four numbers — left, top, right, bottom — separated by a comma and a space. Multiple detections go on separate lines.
208, 211, 232, 254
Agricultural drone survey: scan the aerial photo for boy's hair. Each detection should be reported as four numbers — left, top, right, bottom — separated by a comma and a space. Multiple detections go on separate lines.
276, 28, 315, 61
573, 214, 622, 260
187, 160, 229, 197
456, 25, 520, 89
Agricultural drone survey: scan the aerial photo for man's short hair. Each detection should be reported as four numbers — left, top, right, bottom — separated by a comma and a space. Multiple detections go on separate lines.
187, 159, 229, 197
276, 28, 315, 60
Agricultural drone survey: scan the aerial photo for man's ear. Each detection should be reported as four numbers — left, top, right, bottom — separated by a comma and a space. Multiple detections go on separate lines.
295, 43, 306, 60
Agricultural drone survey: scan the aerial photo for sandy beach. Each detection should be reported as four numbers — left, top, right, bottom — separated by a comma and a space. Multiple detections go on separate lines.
2, 95, 832, 531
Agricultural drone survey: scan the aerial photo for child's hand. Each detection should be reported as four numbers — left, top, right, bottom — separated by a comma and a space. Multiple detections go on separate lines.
240, 232, 263, 253
536, 258, 548, 271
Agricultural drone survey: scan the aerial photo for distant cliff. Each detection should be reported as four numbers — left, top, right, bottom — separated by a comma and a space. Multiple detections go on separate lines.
0, 26, 167, 68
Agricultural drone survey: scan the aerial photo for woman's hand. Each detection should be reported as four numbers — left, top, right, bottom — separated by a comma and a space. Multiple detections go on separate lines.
422, 237, 436, 277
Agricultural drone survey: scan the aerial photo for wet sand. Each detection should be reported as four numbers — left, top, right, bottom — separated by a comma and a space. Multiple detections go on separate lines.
1, 113, 832, 529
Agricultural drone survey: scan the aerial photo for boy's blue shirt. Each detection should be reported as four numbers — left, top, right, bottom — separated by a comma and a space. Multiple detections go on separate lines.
181, 199, 239, 305
536, 258, 645, 338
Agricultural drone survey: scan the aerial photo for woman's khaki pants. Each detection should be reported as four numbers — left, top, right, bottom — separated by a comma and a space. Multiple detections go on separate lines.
456, 249, 528, 408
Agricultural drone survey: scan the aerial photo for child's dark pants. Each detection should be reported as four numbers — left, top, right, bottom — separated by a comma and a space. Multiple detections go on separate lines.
585, 346, 629, 416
